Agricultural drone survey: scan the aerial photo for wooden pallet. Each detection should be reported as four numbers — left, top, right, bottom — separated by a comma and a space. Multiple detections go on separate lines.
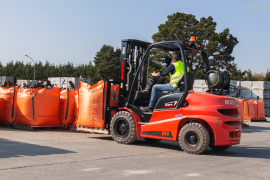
70, 125, 109, 135
0, 122, 14, 128
244, 119, 267, 122
13, 124, 62, 131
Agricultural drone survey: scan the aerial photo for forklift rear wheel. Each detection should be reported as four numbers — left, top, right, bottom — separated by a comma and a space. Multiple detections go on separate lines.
179, 123, 210, 154
110, 111, 137, 144
209, 144, 232, 151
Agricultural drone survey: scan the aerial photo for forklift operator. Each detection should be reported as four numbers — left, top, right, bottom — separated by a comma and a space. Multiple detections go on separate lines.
141, 51, 189, 112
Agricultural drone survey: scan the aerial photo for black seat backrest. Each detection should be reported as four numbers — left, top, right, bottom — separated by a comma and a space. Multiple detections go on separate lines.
176, 72, 195, 90
187, 72, 195, 90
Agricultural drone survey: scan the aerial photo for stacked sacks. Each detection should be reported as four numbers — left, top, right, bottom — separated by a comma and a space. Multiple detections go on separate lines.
0, 87, 17, 124
16, 88, 60, 126
76, 81, 105, 128
59, 89, 75, 125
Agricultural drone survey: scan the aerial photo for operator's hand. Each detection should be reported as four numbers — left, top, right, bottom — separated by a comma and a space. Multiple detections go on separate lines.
151, 71, 159, 77
164, 76, 170, 80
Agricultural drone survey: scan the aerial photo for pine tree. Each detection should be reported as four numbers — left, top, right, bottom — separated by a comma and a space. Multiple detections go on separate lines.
92, 45, 121, 84
151, 12, 239, 78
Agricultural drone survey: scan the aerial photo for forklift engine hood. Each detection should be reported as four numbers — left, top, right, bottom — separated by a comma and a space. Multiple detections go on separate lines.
187, 91, 238, 108
183, 91, 240, 121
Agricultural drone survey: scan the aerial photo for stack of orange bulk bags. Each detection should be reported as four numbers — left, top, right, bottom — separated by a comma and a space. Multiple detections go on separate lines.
59, 89, 75, 125
253, 101, 266, 120
77, 81, 105, 128
16, 88, 60, 126
0, 87, 17, 124
244, 100, 256, 121
237, 100, 244, 124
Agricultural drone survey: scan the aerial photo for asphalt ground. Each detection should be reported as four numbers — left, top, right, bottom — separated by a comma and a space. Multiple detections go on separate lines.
1, 118, 270, 180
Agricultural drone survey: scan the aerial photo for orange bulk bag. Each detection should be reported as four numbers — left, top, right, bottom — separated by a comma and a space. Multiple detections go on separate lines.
16, 88, 34, 125
244, 100, 256, 120
77, 81, 105, 128
254, 101, 266, 120
237, 100, 244, 124
59, 89, 75, 125
0, 87, 17, 124
16, 88, 60, 126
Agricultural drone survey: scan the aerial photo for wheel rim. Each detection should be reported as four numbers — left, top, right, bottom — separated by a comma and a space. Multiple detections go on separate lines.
114, 118, 130, 139
184, 130, 200, 148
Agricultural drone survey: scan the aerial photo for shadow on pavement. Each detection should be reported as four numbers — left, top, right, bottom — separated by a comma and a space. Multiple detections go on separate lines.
89, 136, 182, 151
204, 146, 270, 159
89, 136, 270, 159
90, 136, 114, 141
0, 138, 75, 159
242, 122, 270, 133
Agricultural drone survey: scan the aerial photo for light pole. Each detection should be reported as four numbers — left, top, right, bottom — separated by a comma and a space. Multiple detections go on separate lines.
25, 55, 35, 80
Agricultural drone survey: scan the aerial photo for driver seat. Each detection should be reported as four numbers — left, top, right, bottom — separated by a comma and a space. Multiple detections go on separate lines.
160, 72, 195, 94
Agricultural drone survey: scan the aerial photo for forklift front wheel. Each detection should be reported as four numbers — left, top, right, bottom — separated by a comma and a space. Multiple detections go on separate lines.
179, 122, 210, 154
110, 111, 137, 144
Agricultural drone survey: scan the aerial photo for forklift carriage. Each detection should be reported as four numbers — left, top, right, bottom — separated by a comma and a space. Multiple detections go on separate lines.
102, 38, 241, 154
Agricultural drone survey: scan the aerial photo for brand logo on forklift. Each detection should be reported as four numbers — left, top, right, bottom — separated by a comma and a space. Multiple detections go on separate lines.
225, 100, 235, 105
141, 131, 173, 138
164, 101, 177, 107
121, 62, 125, 80
162, 131, 171, 137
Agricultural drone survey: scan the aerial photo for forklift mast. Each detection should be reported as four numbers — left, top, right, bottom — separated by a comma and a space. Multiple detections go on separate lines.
118, 39, 151, 107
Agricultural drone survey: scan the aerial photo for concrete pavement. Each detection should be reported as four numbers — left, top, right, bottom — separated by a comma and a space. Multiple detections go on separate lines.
1, 119, 270, 180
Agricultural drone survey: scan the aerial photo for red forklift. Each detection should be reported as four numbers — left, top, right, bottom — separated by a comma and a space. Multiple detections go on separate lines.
101, 37, 241, 154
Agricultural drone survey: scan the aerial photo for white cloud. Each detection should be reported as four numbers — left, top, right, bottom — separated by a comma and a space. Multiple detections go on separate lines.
179, 8, 190, 14
242, 1, 270, 13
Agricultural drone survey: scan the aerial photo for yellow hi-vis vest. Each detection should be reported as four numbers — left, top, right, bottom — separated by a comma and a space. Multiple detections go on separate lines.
169, 61, 189, 87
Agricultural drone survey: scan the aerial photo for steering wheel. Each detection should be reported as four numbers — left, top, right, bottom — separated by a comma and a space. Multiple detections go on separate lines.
149, 73, 165, 84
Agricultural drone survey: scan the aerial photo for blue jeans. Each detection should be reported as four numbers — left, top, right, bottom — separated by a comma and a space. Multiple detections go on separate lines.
149, 84, 175, 108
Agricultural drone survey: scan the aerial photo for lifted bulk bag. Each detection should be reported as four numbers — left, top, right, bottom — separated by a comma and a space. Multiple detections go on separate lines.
16, 88, 60, 126
59, 89, 75, 125
0, 87, 17, 124
77, 81, 105, 128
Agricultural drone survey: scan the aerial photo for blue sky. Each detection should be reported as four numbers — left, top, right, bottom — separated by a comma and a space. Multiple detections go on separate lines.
0, 0, 269, 73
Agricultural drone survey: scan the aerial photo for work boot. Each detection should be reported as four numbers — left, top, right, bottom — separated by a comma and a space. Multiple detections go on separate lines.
140, 106, 154, 112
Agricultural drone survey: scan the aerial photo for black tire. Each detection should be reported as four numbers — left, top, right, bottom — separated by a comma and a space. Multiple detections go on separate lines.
110, 111, 137, 144
179, 123, 210, 154
144, 138, 161, 142
209, 144, 232, 151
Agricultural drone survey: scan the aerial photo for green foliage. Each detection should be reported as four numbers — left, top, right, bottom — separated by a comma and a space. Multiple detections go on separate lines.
227, 62, 247, 81
265, 72, 270, 81
151, 12, 239, 78
92, 45, 121, 84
